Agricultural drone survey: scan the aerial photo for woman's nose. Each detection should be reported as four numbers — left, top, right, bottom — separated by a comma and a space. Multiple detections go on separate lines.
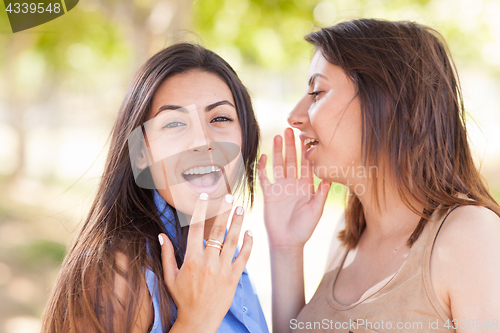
287, 96, 310, 129
187, 110, 211, 152
189, 128, 211, 152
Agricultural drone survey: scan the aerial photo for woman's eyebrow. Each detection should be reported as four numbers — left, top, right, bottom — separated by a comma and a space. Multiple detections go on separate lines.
155, 105, 188, 117
155, 100, 235, 117
206, 100, 235, 112
308, 73, 328, 87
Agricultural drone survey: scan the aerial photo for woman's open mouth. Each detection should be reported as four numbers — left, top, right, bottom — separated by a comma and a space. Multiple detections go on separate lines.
182, 165, 223, 187
304, 138, 319, 159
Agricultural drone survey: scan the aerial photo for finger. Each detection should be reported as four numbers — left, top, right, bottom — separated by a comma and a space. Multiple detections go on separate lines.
159, 233, 179, 288
220, 206, 244, 263
273, 135, 285, 181
284, 128, 297, 178
205, 194, 234, 256
300, 136, 313, 183
257, 154, 271, 190
232, 230, 253, 275
186, 193, 209, 256
310, 180, 331, 213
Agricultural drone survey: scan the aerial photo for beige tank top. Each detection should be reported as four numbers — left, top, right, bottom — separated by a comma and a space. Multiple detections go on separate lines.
293, 207, 458, 333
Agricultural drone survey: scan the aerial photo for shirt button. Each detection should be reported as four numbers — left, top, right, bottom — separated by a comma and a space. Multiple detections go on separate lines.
242, 306, 248, 313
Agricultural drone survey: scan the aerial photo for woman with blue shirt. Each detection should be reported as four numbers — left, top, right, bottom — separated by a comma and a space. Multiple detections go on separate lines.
41, 43, 268, 333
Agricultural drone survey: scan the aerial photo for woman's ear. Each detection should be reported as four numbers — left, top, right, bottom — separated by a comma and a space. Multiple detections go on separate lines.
135, 146, 151, 170
128, 125, 152, 170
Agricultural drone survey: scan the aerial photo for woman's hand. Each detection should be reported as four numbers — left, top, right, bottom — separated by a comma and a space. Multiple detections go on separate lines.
258, 128, 331, 249
158, 194, 252, 333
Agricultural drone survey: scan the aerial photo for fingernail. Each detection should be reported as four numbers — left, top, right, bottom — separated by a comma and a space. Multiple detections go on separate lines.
200, 193, 208, 201
236, 206, 244, 215
246, 230, 253, 237
158, 234, 164, 246
225, 194, 234, 204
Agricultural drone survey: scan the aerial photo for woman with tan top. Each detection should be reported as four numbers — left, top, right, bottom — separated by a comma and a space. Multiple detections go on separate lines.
258, 19, 500, 332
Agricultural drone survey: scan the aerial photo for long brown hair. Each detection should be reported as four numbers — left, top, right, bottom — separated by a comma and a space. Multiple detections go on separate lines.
305, 19, 500, 248
41, 43, 260, 332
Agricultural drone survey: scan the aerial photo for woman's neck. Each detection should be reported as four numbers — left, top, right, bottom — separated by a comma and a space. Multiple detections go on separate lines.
355, 180, 423, 242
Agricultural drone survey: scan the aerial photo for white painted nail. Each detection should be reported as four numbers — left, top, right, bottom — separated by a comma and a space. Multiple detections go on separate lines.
225, 194, 234, 204
200, 193, 208, 201
236, 206, 244, 215
158, 234, 164, 246
246, 230, 253, 237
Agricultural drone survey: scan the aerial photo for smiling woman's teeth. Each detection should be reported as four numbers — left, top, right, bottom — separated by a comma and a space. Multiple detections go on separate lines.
304, 138, 319, 147
182, 165, 222, 188
183, 165, 221, 175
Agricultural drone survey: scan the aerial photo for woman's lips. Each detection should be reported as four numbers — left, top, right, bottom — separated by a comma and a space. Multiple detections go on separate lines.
305, 145, 317, 159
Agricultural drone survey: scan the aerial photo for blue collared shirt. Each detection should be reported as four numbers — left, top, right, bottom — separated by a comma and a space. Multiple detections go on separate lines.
145, 191, 269, 333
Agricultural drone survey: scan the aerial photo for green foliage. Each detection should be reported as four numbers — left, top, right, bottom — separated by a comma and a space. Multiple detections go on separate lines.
0, 5, 131, 76
192, 0, 500, 77
0, 2, 11, 61
33, 9, 131, 73
193, 0, 318, 70
18, 240, 66, 267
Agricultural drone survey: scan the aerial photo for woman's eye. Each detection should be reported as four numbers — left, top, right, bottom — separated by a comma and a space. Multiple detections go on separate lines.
308, 91, 322, 100
163, 121, 186, 129
210, 116, 233, 123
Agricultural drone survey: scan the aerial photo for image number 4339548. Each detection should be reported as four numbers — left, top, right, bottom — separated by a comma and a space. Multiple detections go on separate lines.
3, 0, 78, 33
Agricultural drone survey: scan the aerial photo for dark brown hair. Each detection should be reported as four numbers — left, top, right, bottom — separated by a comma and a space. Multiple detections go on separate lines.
305, 19, 500, 248
41, 43, 260, 332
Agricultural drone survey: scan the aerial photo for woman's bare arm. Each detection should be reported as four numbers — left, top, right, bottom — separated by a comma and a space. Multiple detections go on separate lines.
258, 129, 331, 333
269, 245, 306, 333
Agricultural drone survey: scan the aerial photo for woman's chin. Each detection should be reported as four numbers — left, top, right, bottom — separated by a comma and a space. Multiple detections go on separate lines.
312, 165, 332, 181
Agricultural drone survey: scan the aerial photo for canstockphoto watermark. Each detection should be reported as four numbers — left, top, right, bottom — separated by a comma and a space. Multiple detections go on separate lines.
254, 162, 379, 197
311, 164, 379, 180
3, 0, 79, 33
254, 163, 379, 180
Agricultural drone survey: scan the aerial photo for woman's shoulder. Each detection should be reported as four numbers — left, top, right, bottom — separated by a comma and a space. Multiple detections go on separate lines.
432, 205, 500, 262
430, 204, 500, 317
435, 204, 500, 244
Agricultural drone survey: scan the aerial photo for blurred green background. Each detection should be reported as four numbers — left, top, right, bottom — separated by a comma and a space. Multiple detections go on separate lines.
1, 0, 499, 332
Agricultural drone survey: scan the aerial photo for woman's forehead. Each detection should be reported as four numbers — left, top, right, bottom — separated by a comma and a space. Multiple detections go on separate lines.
308, 51, 330, 78
152, 70, 235, 110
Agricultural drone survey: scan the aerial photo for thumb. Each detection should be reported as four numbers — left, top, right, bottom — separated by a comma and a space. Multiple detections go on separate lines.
158, 233, 178, 289
310, 180, 331, 213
